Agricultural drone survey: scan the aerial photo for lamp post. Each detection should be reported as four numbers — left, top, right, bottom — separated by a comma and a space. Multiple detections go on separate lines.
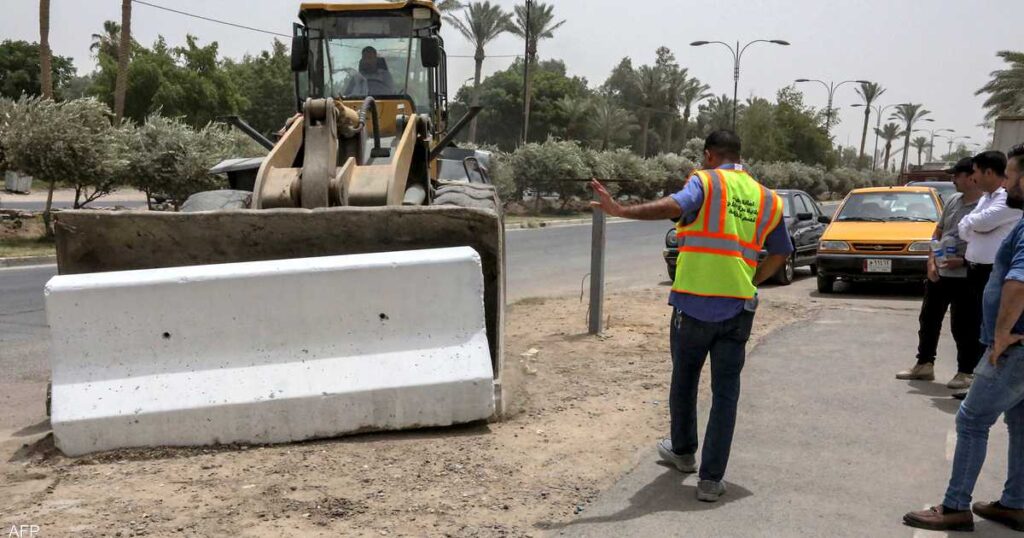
851, 102, 910, 170
917, 123, 954, 163
690, 39, 790, 130
796, 78, 871, 142
936, 135, 972, 159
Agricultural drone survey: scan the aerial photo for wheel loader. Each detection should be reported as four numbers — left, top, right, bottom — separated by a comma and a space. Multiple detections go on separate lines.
45, 0, 506, 455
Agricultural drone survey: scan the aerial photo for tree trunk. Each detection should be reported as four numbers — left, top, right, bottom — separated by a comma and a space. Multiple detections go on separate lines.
639, 113, 650, 157
39, 0, 53, 99
883, 143, 892, 171
662, 118, 673, 154
74, 186, 82, 209
899, 130, 911, 174
42, 180, 56, 237
917, 147, 923, 166
858, 108, 870, 168
682, 106, 692, 144
522, 50, 536, 144
468, 47, 484, 144
114, 0, 131, 122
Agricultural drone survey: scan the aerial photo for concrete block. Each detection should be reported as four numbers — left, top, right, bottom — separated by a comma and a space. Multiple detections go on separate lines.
46, 247, 494, 456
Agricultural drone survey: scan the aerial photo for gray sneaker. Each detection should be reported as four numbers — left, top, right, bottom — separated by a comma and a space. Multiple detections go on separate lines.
657, 439, 696, 473
696, 480, 726, 502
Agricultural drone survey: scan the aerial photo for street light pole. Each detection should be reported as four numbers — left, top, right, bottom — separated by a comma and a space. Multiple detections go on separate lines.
796, 78, 871, 142
690, 39, 790, 131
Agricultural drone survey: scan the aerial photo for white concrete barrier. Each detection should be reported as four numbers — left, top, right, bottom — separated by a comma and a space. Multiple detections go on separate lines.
46, 247, 494, 456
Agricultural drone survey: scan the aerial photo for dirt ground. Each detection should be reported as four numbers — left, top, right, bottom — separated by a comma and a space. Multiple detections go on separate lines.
0, 288, 809, 537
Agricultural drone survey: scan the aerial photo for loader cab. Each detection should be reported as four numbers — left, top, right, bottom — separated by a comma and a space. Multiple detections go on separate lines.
291, 1, 448, 135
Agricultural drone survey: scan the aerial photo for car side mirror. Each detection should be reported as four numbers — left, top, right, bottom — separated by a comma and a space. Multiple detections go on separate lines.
291, 35, 309, 72
817, 215, 832, 224
797, 212, 813, 221
421, 37, 441, 68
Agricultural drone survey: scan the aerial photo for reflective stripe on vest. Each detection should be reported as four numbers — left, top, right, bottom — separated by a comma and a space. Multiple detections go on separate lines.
673, 168, 783, 299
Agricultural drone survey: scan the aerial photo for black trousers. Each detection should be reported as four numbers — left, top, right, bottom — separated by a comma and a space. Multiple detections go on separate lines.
916, 274, 984, 373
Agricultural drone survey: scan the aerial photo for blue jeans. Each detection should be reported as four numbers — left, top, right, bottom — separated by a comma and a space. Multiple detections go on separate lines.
943, 345, 1024, 510
669, 308, 754, 482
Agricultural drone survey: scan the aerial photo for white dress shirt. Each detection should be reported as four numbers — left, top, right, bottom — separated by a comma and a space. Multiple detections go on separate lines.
958, 187, 1023, 264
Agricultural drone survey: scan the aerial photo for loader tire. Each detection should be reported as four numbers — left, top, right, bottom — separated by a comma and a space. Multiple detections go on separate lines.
433, 182, 501, 214
181, 189, 252, 212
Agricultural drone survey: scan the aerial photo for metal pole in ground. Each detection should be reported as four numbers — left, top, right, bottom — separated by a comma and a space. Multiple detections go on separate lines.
588, 189, 606, 335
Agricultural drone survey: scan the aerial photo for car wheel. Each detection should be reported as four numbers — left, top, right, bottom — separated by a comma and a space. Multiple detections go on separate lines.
817, 273, 836, 294
774, 254, 795, 285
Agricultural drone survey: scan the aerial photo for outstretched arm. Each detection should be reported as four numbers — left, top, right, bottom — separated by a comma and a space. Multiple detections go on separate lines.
589, 179, 683, 221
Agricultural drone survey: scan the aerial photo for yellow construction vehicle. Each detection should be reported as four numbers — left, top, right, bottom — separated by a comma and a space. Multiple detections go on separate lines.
46, 1, 506, 454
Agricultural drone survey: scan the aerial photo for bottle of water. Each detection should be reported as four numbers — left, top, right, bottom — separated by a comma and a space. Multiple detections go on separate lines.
943, 236, 958, 261
931, 239, 946, 267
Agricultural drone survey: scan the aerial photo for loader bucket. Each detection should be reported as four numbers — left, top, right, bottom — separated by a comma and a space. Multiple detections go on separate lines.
49, 207, 505, 454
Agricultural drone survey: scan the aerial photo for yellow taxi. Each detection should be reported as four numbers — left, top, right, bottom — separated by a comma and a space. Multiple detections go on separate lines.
815, 186, 942, 293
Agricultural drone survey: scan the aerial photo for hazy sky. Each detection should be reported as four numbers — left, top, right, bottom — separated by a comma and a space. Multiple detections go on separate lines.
3, 0, 1019, 157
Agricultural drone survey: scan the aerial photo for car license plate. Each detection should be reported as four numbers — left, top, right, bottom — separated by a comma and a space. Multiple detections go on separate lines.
864, 259, 892, 273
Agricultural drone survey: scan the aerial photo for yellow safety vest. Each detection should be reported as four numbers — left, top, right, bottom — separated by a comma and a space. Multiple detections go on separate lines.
673, 168, 784, 300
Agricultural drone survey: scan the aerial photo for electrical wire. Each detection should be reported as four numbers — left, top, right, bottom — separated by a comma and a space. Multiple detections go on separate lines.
131, 0, 290, 38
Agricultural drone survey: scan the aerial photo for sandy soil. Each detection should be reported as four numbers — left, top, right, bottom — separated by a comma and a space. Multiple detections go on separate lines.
0, 288, 809, 537
0, 188, 148, 204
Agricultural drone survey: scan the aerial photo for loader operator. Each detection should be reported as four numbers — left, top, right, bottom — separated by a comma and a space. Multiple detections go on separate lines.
590, 130, 792, 503
343, 46, 396, 96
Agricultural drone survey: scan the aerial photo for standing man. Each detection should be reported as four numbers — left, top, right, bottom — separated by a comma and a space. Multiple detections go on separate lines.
590, 130, 792, 502
896, 158, 984, 387
904, 145, 1024, 532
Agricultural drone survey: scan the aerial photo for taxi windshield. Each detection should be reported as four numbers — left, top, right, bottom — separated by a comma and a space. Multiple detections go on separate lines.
837, 192, 938, 222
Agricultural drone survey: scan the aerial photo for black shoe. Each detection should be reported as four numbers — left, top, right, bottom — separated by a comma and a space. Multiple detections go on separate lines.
953, 391, 967, 400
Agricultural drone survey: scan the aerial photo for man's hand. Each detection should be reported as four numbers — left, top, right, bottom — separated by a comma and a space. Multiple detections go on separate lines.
944, 256, 965, 270
990, 331, 1024, 366
927, 259, 939, 282
589, 179, 622, 217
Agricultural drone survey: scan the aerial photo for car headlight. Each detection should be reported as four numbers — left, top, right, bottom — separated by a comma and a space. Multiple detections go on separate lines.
665, 229, 678, 248
819, 240, 851, 252
908, 241, 932, 252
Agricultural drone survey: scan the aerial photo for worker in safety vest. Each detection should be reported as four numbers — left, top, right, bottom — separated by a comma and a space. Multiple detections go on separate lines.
590, 130, 792, 502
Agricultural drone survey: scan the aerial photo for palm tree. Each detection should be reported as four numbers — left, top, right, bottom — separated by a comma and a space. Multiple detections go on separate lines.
891, 103, 930, 174
698, 94, 742, 134
911, 136, 930, 166
855, 82, 885, 167
388, 0, 462, 11
590, 97, 636, 150
554, 96, 592, 140
114, 0, 132, 122
445, 2, 511, 143
508, 2, 565, 143
876, 122, 903, 171
678, 77, 711, 142
90, 20, 121, 59
977, 50, 1024, 119
634, 65, 665, 157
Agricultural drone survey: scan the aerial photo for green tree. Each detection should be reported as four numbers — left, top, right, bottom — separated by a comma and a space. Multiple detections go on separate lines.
770, 87, 831, 166
697, 94, 742, 135
588, 96, 636, 150
444, 1, 512, 143
508, 2, 565, 143
891, 103, 929, 174
678, 77, 711, 142
553, 95, 591, 140
2, 98, 129, 227
0, 40, 76, 99
737, 97, 784, 162
90, 20, 121, 59
653, 47, 687, 152
450, 59, 589, 150
977, 51, 1024, 119
633, 65, 666, 157
875, 122, 903, 171
854, 81, 885, 167
225, 39, 294, 135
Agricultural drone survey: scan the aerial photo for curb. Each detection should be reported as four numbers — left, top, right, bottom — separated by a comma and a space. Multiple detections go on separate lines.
506, 217, 626, 230
0, 255, 56, 268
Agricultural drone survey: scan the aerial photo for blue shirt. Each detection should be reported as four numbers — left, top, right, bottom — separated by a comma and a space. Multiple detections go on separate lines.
981, 218, 1024, 346
668, 164, 794, 322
